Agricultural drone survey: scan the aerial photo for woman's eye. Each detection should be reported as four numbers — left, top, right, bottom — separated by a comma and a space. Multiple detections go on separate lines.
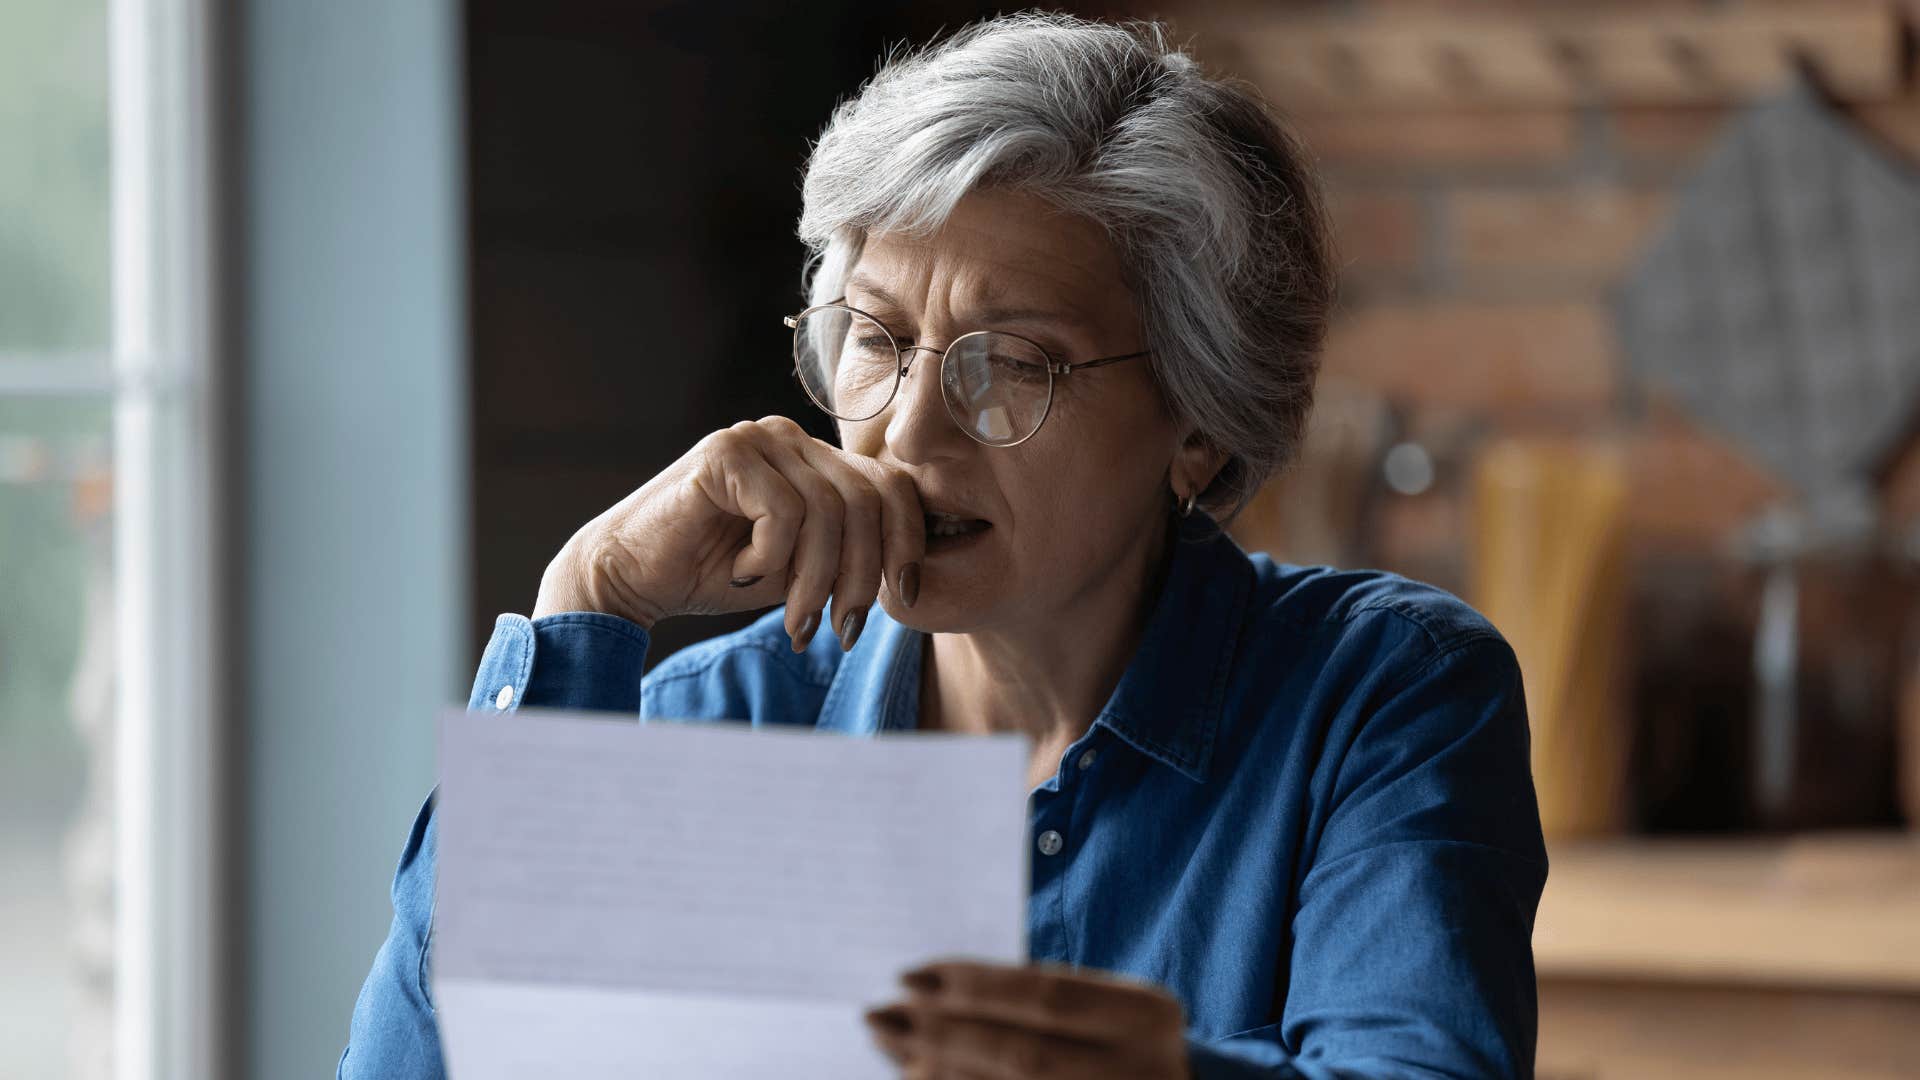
989, 356, 1049, 383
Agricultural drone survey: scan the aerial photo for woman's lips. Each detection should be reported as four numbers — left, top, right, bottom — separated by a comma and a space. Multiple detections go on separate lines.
925, 514, 991, 537
925, 520, 992, 553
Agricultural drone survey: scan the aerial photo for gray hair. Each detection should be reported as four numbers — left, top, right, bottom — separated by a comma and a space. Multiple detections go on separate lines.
797, 12, 1335, 524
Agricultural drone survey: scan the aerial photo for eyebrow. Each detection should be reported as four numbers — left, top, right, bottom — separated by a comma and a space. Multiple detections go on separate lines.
844, 274, 1090, 333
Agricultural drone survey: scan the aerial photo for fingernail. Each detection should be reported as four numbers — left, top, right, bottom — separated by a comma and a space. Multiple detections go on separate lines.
728, 575, 763, 588
791, 610, 819, 653
900, 968, 942, 994
838, 606, 868, 652
863, 1004, 913, 1036
898, 562, 921, 608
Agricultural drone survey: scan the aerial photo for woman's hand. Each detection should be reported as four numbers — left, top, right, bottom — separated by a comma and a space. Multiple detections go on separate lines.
533, 415, 926, 651
864, 959, 1191, 1079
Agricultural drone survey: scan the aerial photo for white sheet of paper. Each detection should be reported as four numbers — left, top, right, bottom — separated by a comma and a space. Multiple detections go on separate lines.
432, 706, 1031, 1079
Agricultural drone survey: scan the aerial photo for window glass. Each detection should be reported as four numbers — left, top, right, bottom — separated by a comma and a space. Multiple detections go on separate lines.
0, 0, 110, 357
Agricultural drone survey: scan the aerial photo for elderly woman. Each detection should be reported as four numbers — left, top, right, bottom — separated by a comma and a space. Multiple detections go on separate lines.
343, 13, 1545, 1080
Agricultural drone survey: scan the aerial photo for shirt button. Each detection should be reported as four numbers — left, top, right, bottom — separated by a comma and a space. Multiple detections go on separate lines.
494, 685, 514, 709
1077, 748, 1097, 771
1037, 829, 1064, 856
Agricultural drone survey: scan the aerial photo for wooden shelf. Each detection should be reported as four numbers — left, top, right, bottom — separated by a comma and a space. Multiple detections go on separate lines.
1533, 832, 1920, 991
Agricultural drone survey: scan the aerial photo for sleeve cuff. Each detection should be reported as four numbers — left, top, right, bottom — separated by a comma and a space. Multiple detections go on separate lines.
465, 611, 652, 716
1187, 1032, 1304, 1079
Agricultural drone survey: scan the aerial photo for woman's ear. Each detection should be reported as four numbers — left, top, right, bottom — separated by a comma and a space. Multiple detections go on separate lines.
1173, 429, 1228, 498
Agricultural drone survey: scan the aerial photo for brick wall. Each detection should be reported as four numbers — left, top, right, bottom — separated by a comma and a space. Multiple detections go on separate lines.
1144, 0, 1920, 831
1158, 1, 1920, 596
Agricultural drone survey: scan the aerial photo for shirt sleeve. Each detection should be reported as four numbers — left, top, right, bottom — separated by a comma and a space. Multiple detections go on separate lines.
338, 791, 443, 1080
341, 610, 656, 1077
466, 610, 653, 715
1189, 634, 1549, 1080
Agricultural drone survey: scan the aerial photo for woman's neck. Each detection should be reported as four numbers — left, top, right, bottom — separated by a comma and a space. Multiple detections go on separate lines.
917, 513, 1176, 758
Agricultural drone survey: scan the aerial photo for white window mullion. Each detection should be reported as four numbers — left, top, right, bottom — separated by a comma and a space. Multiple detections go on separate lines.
109, 0, 159, 1075
154, 1, 222, 1076
110, 0, 221, 1077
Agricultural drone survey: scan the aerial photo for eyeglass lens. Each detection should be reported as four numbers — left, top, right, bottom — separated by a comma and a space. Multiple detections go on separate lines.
791, 306, 1053, 446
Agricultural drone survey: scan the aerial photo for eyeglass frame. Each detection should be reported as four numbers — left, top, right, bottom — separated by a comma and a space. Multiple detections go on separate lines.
782, 297, 1153, 448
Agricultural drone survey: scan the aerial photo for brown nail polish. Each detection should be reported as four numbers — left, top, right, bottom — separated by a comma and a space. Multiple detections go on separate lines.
791, 610, 819, 653
864, 1005, 913, 1036
899, 562, 921, 607
900, 968, 942, 994
728, 575, 763, 588
838, 606, 868, 652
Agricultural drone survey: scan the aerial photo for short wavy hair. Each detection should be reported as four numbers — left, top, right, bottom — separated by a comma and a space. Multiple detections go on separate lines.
797, 12, 1335, 523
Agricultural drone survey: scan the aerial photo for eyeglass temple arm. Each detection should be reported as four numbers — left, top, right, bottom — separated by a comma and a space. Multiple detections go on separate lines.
1055, 349, 1152, 375
784, 296, 852, 329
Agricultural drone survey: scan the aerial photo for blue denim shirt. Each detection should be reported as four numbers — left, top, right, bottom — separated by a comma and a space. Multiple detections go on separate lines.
341, 513, 1547, 1078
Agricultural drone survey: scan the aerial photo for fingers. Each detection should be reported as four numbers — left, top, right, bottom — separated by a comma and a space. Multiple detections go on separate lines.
866, 960, 1191, 1079
791, 442, 885, 652
840, 453, 927, 613
869, 1000, 1157, 1080
911, 1010, 1143, 1080
692, 428, 803, 586
739, 422, 843, 649
719, 417, 916, 652
901, 960, 1186, 1044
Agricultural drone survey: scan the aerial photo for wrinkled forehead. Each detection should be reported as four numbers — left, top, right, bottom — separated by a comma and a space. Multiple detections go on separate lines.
844, 190, 1135, 330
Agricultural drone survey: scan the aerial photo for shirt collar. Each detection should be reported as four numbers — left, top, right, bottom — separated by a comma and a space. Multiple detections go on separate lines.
815, 511, 1255, 782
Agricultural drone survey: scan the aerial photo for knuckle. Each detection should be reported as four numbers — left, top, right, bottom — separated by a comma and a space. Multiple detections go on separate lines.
843, 487, 881, 527
756, 414, 805, 439
807, 479, 846, 520
765, 482, 803, 518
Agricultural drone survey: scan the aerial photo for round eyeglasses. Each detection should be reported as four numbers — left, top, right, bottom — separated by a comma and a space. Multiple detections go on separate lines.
784, 299, 1152, 448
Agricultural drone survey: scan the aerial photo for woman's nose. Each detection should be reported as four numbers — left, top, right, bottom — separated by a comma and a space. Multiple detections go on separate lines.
885, 346, 969, 463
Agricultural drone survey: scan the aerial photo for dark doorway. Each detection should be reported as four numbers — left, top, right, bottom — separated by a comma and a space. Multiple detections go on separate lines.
463, 0, 1033, 667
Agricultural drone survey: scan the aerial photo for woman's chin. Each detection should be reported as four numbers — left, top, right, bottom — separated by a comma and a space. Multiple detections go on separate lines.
878, 588, 993, 635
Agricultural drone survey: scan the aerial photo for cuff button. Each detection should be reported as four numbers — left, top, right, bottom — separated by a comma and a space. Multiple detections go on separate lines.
494, 685, 514, 710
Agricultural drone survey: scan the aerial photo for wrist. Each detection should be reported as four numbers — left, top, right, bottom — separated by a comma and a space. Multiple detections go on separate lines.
533, 536, 667, 630
531, 556, 599, 622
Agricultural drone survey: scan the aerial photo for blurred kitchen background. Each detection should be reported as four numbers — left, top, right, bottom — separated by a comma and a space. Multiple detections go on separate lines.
4, 1, 1919, 1077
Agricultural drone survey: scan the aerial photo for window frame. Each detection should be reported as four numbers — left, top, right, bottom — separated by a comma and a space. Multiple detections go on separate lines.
98, 0, 224, 1076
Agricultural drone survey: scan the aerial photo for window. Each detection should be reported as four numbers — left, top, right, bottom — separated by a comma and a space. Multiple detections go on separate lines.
0, 0, 220, 1077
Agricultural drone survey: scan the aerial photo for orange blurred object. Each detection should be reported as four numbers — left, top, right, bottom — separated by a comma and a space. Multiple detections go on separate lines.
1470, 436, 1633, 839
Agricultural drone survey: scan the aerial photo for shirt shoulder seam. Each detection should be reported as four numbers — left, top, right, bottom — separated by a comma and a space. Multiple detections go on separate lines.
1251, 593, 1500, 660
1335, 595, 1490, 651
1367, 626, 1510, 705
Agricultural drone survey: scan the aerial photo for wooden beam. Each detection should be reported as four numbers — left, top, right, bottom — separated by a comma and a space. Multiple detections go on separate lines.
1180, 1, 1904, 110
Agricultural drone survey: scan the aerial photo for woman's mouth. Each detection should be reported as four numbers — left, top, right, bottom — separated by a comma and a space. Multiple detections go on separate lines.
925, 512, 992, 551
926, 513, 991, 538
